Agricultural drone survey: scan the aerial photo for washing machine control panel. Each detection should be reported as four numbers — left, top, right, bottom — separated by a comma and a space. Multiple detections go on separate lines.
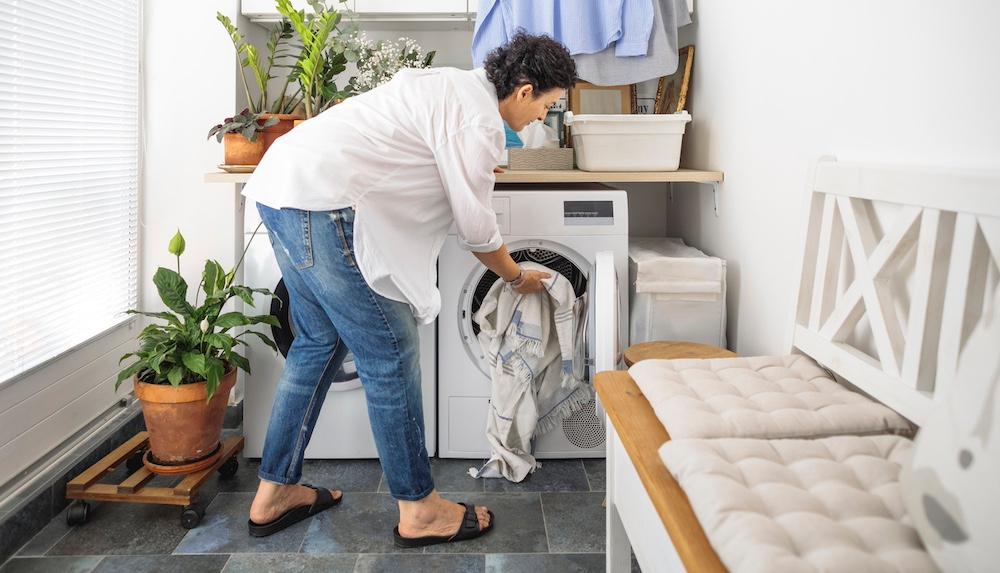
563, 200, 615, 226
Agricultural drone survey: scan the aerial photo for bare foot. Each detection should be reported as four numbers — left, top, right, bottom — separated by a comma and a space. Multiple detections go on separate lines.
249, 481, 343, 524
396, 490, 491, 539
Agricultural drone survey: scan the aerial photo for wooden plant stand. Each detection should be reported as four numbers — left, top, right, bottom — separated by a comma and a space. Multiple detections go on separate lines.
65, 431, 244, 529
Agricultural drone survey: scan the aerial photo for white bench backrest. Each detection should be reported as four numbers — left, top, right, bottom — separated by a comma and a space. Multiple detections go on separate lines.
792, 158, 1000, 425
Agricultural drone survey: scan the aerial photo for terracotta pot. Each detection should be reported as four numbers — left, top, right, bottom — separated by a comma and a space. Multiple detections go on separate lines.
133, 368, 236, 468
258, 113, 302, 152
223, 133, 265, 166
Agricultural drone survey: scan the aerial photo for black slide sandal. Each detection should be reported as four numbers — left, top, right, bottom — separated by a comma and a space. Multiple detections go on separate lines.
393, 502, 495, 548
247, 483, 343, 537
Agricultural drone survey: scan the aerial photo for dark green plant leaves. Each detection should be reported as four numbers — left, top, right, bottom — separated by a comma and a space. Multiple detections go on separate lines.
182, 352, 207, 376
116, 361, 145, 389
227, 351, 251, 374
153, 267, 192, 315
239, 329, 278, 351
202, 260, 226, 298
204, 357, 226, 401
167, 365, 185, 387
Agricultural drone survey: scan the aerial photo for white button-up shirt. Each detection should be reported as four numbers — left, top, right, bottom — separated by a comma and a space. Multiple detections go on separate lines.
242, 68, 505, 325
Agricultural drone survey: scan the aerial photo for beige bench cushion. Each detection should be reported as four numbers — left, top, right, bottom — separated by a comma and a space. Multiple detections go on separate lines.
631, 354, 912, 439
661, 435, 937, 573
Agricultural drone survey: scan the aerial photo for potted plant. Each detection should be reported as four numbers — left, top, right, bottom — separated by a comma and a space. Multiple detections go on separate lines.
277, 0, 353, 119
217, 13, 301, 149
207, 108, 278, 166
116, 230, 278, 474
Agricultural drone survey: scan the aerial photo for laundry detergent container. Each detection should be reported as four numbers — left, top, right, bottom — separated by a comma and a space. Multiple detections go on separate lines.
629, 237, 727, 347
566, 112, 691, 171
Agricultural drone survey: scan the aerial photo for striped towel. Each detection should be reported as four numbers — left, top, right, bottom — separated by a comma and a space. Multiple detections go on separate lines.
469, 262, 590, 482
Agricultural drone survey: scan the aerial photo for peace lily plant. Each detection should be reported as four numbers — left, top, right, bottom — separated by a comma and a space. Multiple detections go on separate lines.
117, 230, 277, 401
115, 229, 278, 471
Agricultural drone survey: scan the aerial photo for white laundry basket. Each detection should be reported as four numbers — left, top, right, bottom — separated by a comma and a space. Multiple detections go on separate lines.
629, 237, 727, 347
565, 112, 691, 171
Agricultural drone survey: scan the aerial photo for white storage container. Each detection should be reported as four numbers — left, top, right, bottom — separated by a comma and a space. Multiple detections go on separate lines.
629, 237, 727, 347
565, 112, 691, 172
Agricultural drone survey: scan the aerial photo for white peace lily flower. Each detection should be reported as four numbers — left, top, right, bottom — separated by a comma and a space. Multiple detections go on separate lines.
200, 319, 210, 333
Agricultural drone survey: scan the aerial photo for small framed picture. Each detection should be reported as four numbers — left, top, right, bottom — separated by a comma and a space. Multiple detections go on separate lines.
568, 81, 635, 115
654, 45, 695, 113
543, 110, 565, 146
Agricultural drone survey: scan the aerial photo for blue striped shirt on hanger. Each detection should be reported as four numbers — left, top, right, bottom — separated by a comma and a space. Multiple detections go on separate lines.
472, 0, 655, 68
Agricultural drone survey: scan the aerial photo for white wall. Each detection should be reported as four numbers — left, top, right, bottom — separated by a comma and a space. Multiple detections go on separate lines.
668, 0, 1000, 355
142, 0, 249, 400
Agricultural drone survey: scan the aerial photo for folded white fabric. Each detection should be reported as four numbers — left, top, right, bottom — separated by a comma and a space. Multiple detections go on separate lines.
469, 262, 589, 482
631, 354, 913, 439
661, 435, 938, 573
629, 237, 723, 295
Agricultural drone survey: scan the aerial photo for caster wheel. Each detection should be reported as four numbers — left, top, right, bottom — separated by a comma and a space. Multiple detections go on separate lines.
218, 457, 239, 479
66, 501, 90, 526
180, 506, 203, 529
125, 450, 144, 472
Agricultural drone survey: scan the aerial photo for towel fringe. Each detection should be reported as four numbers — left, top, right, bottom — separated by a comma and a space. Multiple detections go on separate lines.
534, 384, 594, 436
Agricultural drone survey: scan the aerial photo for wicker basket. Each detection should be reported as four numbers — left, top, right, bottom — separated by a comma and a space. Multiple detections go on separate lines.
507, 148, 574, 170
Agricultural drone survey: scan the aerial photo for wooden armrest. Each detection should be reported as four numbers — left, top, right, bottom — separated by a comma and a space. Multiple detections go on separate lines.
596, 371, 726, 573
624, 341, 737, 367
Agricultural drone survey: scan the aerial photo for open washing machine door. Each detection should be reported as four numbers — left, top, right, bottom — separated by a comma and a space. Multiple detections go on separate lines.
586, 250, 621, 380
270, 279, 362, 391
586, 250, 620, 424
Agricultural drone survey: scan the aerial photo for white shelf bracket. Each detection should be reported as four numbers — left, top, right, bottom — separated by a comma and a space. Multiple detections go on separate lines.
712, 182, 720, 217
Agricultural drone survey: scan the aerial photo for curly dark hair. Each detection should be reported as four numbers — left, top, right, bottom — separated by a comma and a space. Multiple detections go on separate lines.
484, 31, 577, 100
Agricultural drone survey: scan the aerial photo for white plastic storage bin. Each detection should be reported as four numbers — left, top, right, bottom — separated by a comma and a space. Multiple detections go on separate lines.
629, 237, 727, 347
565, 112, 691, 172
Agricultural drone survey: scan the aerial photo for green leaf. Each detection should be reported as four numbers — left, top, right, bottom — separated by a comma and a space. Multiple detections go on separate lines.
148, 352, 165, 374
230, 285, 256, 307
153, 267, 193, 315
248, 314, 280, 327
228, 351, 251, 374
239, 329, 278, 351
167, 365, 184, 387
205, 357, 226, 401
116, 361, 145, 390
202, 260, 223, 298
126, 309, 183, 328
182, 352, 207, 376
205, 333, 234, 352
215, 312, 250, 329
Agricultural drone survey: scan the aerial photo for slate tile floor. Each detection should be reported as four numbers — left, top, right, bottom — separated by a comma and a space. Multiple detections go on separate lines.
2, 448, 643, 572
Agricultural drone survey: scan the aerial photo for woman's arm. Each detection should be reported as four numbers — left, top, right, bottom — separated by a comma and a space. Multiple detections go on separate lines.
473, 245, 550, 294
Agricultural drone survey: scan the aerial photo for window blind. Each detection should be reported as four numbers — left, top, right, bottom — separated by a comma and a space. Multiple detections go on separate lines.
0, 0, 140, 383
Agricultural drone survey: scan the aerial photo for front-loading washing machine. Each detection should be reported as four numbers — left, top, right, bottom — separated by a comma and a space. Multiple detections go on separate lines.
438, 184, 628, 459
241, 206, 436, 459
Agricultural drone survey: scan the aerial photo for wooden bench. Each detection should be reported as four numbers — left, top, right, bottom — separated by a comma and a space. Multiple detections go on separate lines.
597, 159, 1000, 572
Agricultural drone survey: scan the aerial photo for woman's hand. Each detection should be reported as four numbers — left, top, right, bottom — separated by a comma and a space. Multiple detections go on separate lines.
513, 270, 551, 295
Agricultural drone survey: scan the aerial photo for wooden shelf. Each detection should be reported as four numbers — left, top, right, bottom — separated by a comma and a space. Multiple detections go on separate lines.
496, 168, 723, 184
204, 168, 723, 185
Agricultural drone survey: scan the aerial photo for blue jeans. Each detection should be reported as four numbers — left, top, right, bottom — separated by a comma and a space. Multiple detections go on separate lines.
255, 203, 434, 501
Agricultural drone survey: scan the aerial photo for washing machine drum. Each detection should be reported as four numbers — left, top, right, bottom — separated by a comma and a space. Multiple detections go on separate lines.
470, 247, 588, 337
270, 279, 362, 391
466, 246, 619, 367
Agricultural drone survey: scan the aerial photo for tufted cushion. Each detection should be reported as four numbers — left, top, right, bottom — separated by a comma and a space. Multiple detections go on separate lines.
631, 354, 913, 439
661, 435, 938, 573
